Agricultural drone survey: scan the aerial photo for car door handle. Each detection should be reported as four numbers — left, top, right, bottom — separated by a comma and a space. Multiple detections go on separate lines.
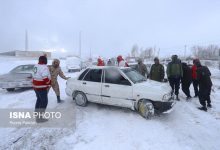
104, 85, 110, 87
83, 82, 87, 85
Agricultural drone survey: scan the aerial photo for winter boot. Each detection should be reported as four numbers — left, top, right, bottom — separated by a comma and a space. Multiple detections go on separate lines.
207, 103, 212, 108
198, 106, 207, 112
186, 96, 192, 101
57, 96, 64, 103
176, 95, 180, 101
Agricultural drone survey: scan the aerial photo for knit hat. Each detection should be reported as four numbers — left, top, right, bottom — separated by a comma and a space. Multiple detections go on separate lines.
38, 55, 47, 64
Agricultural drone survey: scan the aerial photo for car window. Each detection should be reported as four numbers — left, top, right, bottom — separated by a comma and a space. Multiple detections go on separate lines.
83, 69, 102, 82
122, 68, 146, 84
105, 68, 131, 86
78, 69, 89, 80
23, 65, 34, 71
10, 66, 23, 73
10, 65, 34, 73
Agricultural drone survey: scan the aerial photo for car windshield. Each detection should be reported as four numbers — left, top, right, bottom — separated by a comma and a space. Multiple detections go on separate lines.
122, 68, 146, 84
10, 65, 34, 73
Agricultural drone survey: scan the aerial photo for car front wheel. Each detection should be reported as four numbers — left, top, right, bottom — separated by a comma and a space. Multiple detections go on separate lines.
138, 99, 154, 119
74, 91, 88, 107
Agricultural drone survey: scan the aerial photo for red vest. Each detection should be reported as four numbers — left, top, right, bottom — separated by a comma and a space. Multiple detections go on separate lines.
32, 64, 51, 90
192, 64, 197, 79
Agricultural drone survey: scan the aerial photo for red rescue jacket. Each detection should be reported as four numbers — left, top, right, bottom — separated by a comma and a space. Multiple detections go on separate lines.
32, 63, 51, 90
192, 64, 197, 80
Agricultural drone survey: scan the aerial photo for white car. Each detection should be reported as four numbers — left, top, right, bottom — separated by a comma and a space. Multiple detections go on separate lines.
66, 57, 82, 72
65, 66, 175, 119
0, 64, 34, 91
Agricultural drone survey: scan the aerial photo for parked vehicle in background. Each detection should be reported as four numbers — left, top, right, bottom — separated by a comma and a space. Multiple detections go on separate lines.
66, 66, 175, 119
0, 64, 34, 91
66, 57, 82, 72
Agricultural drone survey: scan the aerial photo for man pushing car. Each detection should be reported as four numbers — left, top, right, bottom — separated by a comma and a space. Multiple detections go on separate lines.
48, 59, 70, 103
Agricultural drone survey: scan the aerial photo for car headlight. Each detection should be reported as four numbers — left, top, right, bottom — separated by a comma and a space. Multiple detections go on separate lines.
162, 93, 172, 101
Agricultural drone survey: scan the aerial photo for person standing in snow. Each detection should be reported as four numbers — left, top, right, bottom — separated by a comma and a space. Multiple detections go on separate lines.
181, 62, 192, 100
48, 59, 70, 103
97, 58, 105, 66
32, 55, 51, 123
117, 55, 129, 67
166, 55, 183, 100
107, 59, 113, 66
195, 60, 212, 111
149, 57, 164, 82
192, 59, 199, 97
135, 58, 149, 78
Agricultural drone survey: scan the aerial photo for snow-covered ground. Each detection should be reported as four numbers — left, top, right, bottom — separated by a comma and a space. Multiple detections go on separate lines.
0, 57, 220, 150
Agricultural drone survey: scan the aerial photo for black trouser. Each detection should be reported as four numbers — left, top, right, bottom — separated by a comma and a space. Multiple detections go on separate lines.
182, 81, 191, 97
198, 86, 211, 107
192, 79, 199, 96
34, 89, 48, 115
169, 77, 181, 96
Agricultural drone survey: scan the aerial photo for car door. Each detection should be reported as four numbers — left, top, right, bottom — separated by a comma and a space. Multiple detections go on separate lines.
81, 69, 103, 103
101, 68, 134, 108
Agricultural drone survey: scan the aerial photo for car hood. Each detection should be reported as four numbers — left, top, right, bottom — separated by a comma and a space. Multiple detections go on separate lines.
133, 79, 172, 101
0, 73, 32, 82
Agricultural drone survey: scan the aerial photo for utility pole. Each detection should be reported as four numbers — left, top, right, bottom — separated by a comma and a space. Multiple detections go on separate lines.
90, 47, 92, 59
153, 45, 156, 60
184, 45, 187, 60
79, 31, 82, 58
158, 48, 160, 57
219, 49, 220, 70
25, 29, 28, 51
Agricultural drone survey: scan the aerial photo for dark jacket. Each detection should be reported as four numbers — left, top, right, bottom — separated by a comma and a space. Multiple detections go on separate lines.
181, 63, 192, 84
197, 65, 212, 88
150, 64, 164, 82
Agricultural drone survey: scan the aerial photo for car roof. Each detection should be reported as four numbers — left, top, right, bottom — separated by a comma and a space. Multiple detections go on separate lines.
19, 64, 35, 66
15, 64, 35, 67
87, 66, 130, 70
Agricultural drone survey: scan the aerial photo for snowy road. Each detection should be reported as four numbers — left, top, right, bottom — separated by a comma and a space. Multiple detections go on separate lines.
0, 58, 220, 150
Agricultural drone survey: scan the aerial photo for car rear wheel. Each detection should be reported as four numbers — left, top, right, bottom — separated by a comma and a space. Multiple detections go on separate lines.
138, 99, 154, 119
74, 91, 87, 107
6, 88, 15, 92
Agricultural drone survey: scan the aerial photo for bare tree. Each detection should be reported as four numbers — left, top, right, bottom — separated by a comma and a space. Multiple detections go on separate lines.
131, 44, 139, 57
140, 47, 153, 59
191, 45, 219, 60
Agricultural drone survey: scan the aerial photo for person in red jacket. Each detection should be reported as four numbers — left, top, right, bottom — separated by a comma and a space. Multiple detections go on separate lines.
97, 58, 105, 66
33, 55, 51, 123
117, 55, 129, 67
192, 59, 199, 97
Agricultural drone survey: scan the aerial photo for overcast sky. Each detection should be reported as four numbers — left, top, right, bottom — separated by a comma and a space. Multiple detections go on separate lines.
0, 0, 220, 58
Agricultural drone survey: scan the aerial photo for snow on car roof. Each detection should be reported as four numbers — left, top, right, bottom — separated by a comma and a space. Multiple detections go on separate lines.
87, 66, 130, 70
